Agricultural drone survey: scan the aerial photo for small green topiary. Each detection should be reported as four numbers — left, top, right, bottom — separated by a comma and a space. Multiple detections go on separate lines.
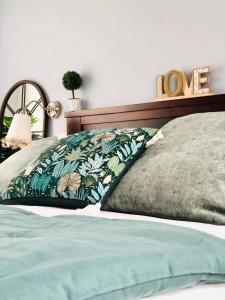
62, 71, 82, 99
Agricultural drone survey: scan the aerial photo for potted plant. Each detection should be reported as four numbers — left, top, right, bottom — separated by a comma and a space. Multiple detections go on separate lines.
62, 71, 82, 111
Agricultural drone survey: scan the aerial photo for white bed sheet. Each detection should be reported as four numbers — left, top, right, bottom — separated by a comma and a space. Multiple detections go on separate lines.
12, 204, 225, 300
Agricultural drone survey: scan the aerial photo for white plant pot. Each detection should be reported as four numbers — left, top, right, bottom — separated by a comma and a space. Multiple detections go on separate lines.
68, 98, 81, 111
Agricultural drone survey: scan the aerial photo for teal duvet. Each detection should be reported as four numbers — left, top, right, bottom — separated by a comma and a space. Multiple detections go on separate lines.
0, 206, 225, 300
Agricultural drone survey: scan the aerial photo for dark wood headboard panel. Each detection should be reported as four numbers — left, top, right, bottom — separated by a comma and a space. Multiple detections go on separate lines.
65, 94, 225, 134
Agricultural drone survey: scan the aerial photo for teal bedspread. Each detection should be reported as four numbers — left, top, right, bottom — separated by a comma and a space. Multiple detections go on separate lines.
0, 206, 225, 300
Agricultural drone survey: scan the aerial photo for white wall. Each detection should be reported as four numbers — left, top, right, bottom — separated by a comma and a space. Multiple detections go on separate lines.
0, 0, 225, 136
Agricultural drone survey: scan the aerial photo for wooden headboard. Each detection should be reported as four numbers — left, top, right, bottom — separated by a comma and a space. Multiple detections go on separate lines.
65, 94, 225, 134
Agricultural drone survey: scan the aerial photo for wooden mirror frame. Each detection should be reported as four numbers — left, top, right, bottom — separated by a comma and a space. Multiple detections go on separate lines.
0, 80, 48, 161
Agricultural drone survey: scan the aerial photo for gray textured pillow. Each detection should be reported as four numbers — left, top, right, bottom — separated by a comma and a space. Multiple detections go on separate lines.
101, 112, 225, 225
0, 137, 58, 195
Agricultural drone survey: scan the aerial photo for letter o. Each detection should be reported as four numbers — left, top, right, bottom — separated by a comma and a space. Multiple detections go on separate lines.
163, 70, 183, 97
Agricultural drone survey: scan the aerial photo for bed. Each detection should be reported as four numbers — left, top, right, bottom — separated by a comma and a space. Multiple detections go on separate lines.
10, 203, 225, 300
1, 94, 225, 299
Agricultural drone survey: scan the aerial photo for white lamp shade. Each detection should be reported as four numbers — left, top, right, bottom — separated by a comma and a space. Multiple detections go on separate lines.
3, 113, 32, 149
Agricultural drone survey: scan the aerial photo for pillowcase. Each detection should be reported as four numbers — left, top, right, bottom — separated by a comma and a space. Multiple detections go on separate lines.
0, 137, 58, 196
101, 112, 225, 225
0, 128, 158, 209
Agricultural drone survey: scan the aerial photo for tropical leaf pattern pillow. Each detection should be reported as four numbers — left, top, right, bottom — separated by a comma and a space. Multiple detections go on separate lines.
0, 128, 158, 209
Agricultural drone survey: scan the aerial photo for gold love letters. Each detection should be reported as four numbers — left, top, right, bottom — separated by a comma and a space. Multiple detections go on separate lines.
156, 67, 212, 101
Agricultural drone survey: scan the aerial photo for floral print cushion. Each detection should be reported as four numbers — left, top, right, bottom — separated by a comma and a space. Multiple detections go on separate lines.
0, 128, 158, 209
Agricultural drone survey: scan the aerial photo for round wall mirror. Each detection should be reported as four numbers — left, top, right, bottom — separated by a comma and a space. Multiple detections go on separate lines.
0, 80, 48, 161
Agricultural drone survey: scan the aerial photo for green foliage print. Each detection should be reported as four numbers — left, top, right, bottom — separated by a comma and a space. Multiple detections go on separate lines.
1, 128, 158, 206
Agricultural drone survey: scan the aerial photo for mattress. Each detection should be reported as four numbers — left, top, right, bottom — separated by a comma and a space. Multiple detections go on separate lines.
12, 204, 225, 300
